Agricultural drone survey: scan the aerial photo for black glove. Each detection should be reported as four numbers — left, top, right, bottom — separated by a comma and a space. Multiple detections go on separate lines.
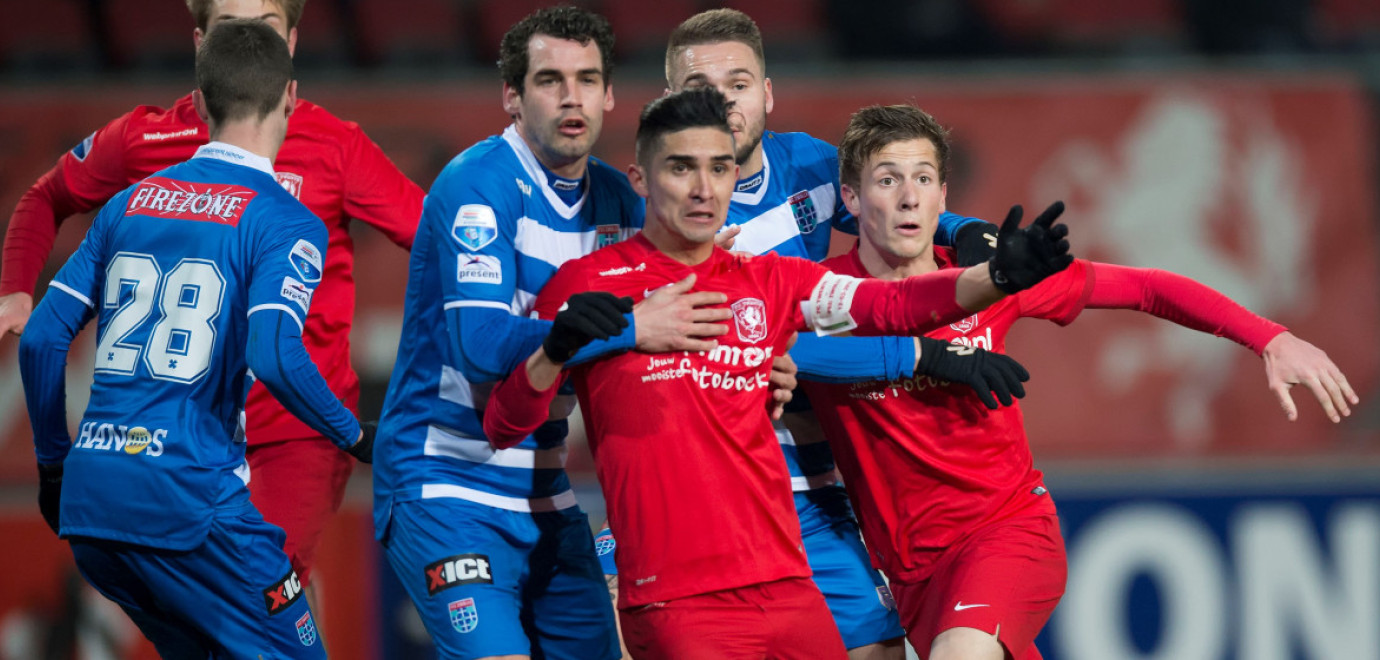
347, 421, 376, 464
916, 337, 1029, 410
543, 292, 634, 363
988, 202, 1073, 294
953, 222, 999, 266
37, 463, 62, 535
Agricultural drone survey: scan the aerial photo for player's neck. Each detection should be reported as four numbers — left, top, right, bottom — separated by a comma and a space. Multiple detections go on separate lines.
738, 145, 765, 183
208, 121, 284, 164
641, 223, 715, 266
858, 240, 937, 281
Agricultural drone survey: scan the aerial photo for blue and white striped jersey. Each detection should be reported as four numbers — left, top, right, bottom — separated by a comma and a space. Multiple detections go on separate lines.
725, 131, 982, 490
373, 126, 643, 537
21, 143, 333, 550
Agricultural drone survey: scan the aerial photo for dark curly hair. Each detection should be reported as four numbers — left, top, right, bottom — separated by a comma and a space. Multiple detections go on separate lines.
498, 6, 615, 95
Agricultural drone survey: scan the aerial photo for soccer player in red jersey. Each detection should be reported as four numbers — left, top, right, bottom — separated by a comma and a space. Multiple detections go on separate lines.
1, 0, 422, 611
481, 88, 1077, 660
799, 104, 1358, 660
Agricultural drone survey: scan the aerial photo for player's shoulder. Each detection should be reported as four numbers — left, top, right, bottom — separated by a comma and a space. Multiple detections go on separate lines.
764, 130, 836, 161
818, 251, 857, 275
285, 98, 360, 137
437, 135, 521, 191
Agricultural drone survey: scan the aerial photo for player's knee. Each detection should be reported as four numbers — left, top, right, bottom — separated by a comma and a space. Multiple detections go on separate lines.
929, 626, 1005, 660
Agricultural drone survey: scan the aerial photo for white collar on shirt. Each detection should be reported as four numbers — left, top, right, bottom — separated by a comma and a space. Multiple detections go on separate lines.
193, 141, 275, 177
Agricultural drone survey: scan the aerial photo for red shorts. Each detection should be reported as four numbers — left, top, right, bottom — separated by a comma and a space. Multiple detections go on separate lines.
890, 512, 1066, 660
246, 436, 354, 585
620, 577, 848, 660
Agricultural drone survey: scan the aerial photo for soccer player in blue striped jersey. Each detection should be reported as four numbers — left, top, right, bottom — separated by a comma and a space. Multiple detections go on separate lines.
656, 10, 1006, 660
372, 7, 731, 659
18, 20, 370, 657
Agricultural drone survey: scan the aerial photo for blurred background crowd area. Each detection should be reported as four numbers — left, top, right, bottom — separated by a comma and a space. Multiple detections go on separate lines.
2, 1, 1380, 659
3, 0, 1380, 76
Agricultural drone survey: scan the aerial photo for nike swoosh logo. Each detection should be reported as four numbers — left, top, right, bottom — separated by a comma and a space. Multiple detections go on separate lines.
954, 602, 990, 611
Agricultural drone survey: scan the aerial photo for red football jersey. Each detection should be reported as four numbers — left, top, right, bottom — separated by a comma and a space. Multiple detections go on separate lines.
535, 236, 827, 607
3, 93, 423, 443
804, 248, 1093, 584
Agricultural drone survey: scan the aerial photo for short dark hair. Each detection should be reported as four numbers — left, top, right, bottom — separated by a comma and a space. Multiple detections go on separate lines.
666, 9, 765, 82
195, 19, 293, 125
838, 105, 951, 188
498, 6, 615, 95
635, 88, 732, 167
186, 0, 306, 31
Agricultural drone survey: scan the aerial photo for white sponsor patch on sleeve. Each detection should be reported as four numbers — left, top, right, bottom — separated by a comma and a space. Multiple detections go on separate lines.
452, 204, 499, 252
457, 254, 503, 285
802, 272, 862, 336
280, 276, 313, 312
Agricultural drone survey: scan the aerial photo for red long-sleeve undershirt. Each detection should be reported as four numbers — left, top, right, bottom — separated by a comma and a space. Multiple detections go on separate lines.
1086, 262, 1286, 355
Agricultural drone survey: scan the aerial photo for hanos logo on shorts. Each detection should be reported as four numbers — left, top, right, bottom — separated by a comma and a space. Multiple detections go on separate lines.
449, 597, 478, 633
263, 570, 303, 615
425, 554, 493, 596
295, 612, 317, 646
731, 298, 768, 344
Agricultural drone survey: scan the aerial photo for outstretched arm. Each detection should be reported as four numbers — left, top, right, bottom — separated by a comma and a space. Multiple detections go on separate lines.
1087, 262, 1357, 422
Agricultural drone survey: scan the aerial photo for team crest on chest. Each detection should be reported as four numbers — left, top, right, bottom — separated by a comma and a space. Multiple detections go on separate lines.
275, 171, 303, 199
596, 224, 621, 248
950, 313, 980, 333
731, 298, 768, 344
788, 190, 818, 234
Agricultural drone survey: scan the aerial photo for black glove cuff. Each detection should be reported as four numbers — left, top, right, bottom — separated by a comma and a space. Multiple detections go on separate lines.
988, 260, 1020, 295
542, 334, 579, 364
37, 463, 63, 484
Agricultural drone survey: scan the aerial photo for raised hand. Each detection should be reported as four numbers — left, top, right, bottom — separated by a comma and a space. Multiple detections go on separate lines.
545, 292, 635, 362
988, 202, 1073, 294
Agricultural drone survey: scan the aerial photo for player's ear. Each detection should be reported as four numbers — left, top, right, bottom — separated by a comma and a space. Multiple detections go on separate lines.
192, 89, 211, 124
192, 27, 205, 49
285, 27, 298, 56
603, 84, 615, 113
283, 80, 298, 119
502, 82, 521, 119
627, 164, 649, 198
840, 183, 861, 217
939, 181, 947, 214
763, 78, 774, 116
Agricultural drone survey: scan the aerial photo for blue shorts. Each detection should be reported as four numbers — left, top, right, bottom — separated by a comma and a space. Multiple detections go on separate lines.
383, 498, 619, 660
70, 504, 324, 659
797, 485, 906, 650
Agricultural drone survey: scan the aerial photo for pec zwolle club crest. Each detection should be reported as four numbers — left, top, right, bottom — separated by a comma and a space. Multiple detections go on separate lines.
450, 598, 478, 633
296, 612, 317, 646
731, 298, 768, 344
788, 190, 819, 234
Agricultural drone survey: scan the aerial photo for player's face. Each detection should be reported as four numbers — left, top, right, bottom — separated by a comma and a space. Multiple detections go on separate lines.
667, 41, 772, 168
631, 127, 738, 252
195, 0, 297, 55
504, 35, 615, 178
843, 138, 947, 265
